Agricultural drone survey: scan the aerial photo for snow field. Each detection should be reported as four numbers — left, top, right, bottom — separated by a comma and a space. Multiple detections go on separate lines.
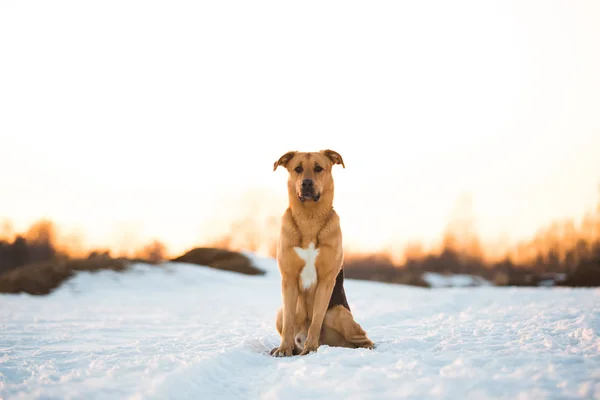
0, 254, 598, 399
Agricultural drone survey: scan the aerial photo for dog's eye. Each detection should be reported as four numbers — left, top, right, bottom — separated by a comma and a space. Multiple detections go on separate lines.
294, 166, 303, 173
314, 166, 323, 173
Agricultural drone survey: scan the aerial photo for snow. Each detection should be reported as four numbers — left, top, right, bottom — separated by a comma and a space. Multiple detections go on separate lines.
1, 254, 599, 400
423, 272, 492, 288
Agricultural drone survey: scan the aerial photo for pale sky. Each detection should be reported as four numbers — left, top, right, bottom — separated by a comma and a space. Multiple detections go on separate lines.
1, 0, 599, 258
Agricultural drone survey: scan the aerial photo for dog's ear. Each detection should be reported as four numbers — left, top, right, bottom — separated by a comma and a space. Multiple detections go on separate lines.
273, 151, 298, 171
321, 149, 345, 168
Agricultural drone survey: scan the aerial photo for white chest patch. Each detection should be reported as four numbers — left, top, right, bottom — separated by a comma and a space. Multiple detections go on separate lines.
294, 242, 320, 290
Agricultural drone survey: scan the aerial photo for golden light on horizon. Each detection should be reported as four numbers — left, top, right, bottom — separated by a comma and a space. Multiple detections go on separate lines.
1, 0, 599, 260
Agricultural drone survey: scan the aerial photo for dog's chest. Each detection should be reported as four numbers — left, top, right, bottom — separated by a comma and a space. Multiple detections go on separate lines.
293, 242, 319, 290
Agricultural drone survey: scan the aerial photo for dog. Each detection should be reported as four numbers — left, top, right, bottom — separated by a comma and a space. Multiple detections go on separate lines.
270, 149, 374, 357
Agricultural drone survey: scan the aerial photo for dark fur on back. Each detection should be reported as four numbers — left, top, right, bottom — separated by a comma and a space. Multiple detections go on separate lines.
327, 267, 351, 311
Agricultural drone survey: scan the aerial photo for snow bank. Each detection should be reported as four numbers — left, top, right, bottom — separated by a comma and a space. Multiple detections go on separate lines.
422, 272, 492, 288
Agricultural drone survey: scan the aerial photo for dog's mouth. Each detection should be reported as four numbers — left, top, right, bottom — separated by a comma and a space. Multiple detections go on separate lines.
298, 192, 321, 202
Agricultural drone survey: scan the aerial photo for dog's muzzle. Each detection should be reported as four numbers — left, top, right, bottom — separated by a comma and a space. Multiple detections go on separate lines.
299, 179, 320, 202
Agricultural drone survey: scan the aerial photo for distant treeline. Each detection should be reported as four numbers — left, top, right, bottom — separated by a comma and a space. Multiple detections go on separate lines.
0, 220, 166, 276
0, 222, 261, 295
344, 200, 600, 288
0, 221, 58, 276
343, 240, 600, 287
2, 195, 600, 288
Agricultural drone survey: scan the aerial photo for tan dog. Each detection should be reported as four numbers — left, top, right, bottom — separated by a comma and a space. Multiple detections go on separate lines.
270, 149, 373, 357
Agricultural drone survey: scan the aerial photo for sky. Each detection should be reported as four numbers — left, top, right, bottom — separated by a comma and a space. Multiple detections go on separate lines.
1, 0, 599, 257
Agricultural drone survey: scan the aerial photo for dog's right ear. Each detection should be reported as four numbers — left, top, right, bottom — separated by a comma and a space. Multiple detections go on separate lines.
273, 151, 297, 171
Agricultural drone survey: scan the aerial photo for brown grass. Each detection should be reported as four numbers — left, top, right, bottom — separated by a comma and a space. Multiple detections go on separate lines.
170, 247, 265, 276
0, 253, 130, 295
0, 246, 265, 296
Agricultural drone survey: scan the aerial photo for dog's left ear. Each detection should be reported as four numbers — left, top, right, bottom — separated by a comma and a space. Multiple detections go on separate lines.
273, 151, 298, 171
321, 149, 345, 168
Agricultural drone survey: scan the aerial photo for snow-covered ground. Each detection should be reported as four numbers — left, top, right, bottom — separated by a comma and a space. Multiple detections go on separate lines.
1, 254, 599, 400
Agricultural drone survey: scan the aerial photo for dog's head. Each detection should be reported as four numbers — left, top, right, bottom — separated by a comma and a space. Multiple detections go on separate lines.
273, 150, 345, 204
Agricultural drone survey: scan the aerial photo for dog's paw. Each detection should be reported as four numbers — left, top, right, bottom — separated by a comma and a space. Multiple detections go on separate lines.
270, 345, 294, 357
356, 336, 375, 350
348, 334, 375, 350
299, 340, 319, 356
362, 340, 375, 350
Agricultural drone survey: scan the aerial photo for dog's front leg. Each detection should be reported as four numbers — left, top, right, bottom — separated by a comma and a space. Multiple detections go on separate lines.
300, 276, 336, 355
271, 276, 299, 357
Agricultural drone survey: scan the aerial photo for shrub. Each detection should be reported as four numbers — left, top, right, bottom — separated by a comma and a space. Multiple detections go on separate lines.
171, 247, 265, 275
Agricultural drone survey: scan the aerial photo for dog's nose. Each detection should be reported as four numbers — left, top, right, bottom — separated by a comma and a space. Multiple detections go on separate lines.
301, 179, 314, 189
